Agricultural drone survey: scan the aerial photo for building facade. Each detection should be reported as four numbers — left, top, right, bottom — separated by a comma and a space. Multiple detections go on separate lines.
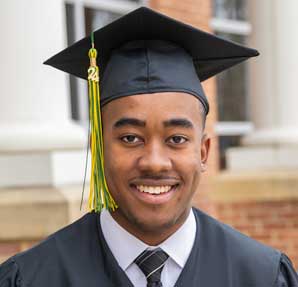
0, 0, 297, 268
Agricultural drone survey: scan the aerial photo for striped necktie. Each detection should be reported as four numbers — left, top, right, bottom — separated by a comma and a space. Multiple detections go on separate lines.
134, 248, 169, 287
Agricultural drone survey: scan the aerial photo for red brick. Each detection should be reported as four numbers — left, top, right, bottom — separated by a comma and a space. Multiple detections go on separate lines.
0, 242, 20, 255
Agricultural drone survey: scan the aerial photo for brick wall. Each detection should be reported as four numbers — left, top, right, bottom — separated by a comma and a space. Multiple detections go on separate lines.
212, 171, 298, 269
217, 200, 298, 268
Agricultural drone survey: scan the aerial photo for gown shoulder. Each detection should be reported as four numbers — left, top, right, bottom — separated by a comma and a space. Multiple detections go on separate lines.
0, 258, 22, 287
0, 212, 100, 287
276, 253, 298, 287
192, 208, 298, 286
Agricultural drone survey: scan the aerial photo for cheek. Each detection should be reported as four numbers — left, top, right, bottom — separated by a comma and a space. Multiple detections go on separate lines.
103, 143, 121, 189
103, 143, 137, 191
105, 144, 135, 171
104, 152, 126, 205
177, 145, 201, 170
104, 151, 121, 183
174, 149, 201, 189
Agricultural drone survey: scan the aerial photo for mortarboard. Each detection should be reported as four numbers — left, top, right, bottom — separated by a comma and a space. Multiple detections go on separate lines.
44, 7, 259, 212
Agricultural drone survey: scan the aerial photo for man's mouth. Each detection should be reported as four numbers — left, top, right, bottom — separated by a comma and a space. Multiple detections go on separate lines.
135, 185, 173, 194
129, 181, 179, 204
129, 178, 180, 204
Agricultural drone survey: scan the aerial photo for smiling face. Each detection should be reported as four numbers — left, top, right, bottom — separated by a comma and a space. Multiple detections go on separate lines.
102, 92, 210, 245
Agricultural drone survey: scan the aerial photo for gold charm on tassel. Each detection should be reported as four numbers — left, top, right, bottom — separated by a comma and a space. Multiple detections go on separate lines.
87, 33, 117, 212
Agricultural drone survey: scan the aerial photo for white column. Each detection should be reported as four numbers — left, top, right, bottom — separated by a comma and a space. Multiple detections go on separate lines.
227, 0, 298, 170
0, 0, 88, 187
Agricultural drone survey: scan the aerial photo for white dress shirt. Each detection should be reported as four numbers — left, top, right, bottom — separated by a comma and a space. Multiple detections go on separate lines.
100, 208, 196, 287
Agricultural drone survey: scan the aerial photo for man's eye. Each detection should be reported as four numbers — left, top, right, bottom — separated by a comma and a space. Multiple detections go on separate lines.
121, 135, 141, 144
168, 135, 188, 144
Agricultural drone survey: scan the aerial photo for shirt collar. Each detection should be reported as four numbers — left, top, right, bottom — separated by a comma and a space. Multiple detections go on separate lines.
100, 208, 196, 270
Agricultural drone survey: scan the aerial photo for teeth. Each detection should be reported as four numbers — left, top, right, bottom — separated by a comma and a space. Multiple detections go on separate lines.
136, 185, 172, 194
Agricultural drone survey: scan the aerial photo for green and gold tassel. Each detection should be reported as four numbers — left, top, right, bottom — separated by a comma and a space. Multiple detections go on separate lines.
87, 33, 117, 212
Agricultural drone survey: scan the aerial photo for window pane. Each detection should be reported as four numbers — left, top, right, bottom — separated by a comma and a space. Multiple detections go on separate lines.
213, 0, 247, 21
216, 33, 249, 122
85, 8, 122, 33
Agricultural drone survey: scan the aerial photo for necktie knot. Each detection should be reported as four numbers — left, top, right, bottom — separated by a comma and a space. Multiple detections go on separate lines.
134, 248, 169, 287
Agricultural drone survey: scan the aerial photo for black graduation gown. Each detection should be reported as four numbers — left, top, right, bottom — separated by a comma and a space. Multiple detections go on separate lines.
0, 208, 297, 287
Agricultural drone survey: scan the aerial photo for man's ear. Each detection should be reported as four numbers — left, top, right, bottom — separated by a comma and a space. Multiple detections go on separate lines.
200, 133, 211, 172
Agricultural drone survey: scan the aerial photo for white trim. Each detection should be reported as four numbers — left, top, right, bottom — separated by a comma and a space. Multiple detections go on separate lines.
0, 150, 89, 187
0, 122, 86, 152
215, 121, 254, 136
210, 18, 251, 35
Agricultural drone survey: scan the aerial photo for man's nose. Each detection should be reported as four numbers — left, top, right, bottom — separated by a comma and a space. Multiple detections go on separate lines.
137, 141, 172, 173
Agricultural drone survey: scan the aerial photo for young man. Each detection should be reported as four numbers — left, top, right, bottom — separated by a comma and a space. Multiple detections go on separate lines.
1, 7, 297, 287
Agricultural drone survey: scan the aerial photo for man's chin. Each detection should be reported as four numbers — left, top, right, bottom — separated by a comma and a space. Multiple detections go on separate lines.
129, 213, 180, 234
138, 219, 171, 232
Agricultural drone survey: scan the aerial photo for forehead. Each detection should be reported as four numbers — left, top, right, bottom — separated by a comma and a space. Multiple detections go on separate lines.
102, 92, 203, 123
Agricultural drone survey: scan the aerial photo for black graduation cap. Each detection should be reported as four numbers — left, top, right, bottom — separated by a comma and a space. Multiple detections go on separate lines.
44, 6, 259, 116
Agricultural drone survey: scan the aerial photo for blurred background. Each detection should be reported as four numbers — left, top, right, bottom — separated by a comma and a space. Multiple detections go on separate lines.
0, 0, 298, 268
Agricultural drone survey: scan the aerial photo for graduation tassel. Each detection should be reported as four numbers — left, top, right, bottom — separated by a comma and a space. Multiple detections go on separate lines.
87, 33, 117, 212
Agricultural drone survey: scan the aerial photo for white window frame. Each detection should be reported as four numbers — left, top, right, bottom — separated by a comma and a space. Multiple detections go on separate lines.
210, 18, 251, 35
214, 121, 253, 136
65, 0, 147, 124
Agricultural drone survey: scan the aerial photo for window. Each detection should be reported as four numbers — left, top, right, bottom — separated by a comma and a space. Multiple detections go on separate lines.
213, 0, 247, 20
216, 33, 248, 122
211, 0, 253, 169
65, 0, 146, 124
85, 9, 122, 34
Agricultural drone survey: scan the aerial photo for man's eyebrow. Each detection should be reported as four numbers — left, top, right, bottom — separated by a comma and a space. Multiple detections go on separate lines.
113, 117, 146, 128
163, 118, 194, 129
